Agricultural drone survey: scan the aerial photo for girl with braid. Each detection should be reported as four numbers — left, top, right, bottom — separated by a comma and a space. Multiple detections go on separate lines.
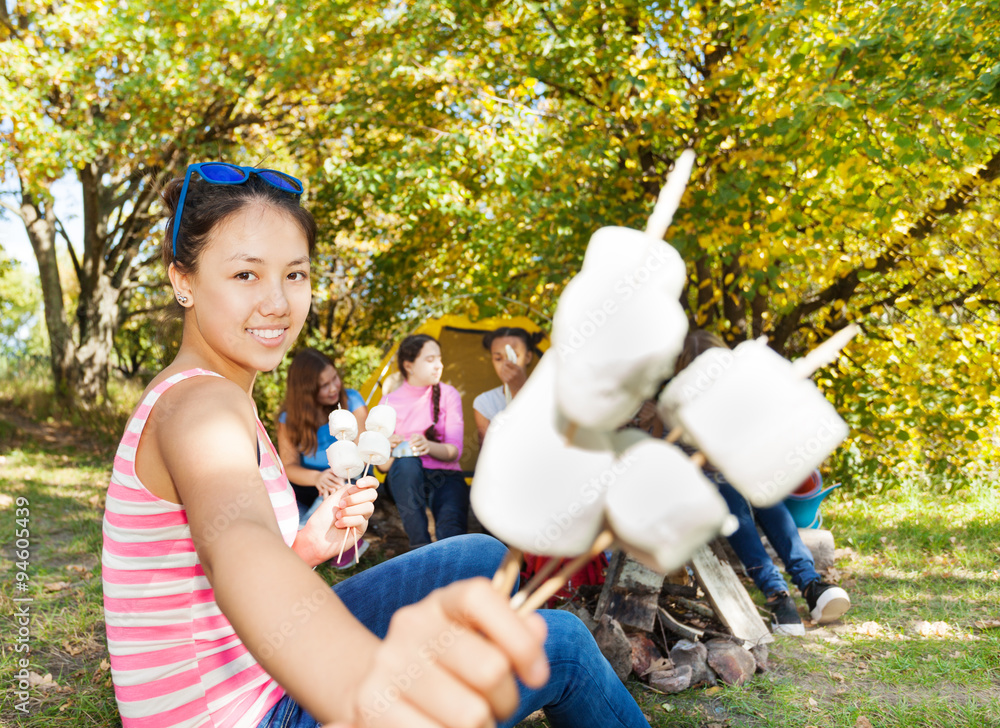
378, 334, 469, 549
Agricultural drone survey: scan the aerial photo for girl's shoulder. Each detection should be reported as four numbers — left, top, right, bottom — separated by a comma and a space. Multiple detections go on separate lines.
345, 388, 366, 411
439, 382, 462, 402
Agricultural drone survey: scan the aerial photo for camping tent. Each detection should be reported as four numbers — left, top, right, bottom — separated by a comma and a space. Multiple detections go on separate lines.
358, 314, 550, 476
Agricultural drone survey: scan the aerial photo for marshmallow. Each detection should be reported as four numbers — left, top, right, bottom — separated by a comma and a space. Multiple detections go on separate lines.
358, 431, 391, 466
471, 355, 617, 557
657, 346, 736, 432
365, 404, 397, 438
326, 440, 364, 480
551, 227, 689, 431
328, 408, 358, 442
675, 339, 849, 507
605, 429, 732, 573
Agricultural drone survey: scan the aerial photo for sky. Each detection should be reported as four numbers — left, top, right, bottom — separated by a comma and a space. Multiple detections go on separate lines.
0, 172, 84, 274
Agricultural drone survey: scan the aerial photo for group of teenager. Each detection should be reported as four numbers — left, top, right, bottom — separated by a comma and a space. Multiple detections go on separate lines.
100, 162, 847, 728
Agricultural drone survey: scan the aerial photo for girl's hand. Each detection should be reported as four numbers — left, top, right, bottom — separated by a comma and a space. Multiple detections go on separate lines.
388, 434, 404, 448
317, 469, 347, 498
497, 360, 528, 395
349, 578, 549, 727
408, 433, 431, 457
298, 476, 379, 565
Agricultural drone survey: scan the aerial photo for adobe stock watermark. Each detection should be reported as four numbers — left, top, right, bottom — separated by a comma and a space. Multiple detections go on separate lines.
256, 585, 334, 660
532, 452, 638, 553
10, 496, 33, 714
747, 415, 847, 508
554, 243, 680, 361
358, 621, 468, 723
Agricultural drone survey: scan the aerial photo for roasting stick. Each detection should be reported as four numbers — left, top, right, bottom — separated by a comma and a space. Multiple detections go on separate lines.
491, 547, 523, 596
334, 463, 368, 565
513, 530, 616, 614
645, 149, 696, 240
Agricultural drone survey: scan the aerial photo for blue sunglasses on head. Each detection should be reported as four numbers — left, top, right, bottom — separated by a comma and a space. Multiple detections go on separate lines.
171, 163, 304, 257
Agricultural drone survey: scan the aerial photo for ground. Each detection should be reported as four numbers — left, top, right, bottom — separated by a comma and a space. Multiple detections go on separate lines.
0, 404, 998, 727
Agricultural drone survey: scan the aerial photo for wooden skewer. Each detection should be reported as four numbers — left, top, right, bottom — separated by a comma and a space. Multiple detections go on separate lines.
509, 555, 564, 610
516, 529, 616, 614
491, 547, 523, 595
336, 463, 371, 565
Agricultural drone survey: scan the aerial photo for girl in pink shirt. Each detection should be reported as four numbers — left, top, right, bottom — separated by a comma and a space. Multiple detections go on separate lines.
380, 334, 469, 549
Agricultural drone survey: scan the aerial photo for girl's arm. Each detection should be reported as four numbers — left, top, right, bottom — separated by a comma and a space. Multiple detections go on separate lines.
412, 385, 463, 461
473, 410, 491, 446
155, 378, 548, 726
277, 420, 323, 487
155, 378, 376, 721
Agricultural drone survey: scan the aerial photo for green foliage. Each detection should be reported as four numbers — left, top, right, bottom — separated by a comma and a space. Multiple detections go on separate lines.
2, 0, 998, 479
0, 253, 47, 358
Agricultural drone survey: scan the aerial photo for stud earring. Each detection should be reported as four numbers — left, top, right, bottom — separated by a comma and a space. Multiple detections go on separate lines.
176, 294, 188, 304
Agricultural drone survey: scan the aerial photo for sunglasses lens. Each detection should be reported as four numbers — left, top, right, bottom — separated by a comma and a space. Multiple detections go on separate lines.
258, 170, 303, 194
199, 163, 248, 183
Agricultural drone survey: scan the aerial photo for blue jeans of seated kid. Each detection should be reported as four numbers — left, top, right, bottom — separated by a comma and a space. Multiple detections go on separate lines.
716, 478, 821, 598
256, 534, 650, 728
387, 456, 469, 549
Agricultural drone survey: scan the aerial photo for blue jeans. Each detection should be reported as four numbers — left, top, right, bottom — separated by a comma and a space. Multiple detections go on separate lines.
386, 457, 469, 549
257, 535, 650, 728
716, 478, 821, 598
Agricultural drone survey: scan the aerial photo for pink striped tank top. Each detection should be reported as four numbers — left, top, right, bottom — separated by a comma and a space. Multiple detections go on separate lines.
102, 369, 299, 727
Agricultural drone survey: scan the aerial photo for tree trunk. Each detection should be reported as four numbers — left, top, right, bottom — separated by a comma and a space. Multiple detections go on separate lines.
20, 190, 76, 399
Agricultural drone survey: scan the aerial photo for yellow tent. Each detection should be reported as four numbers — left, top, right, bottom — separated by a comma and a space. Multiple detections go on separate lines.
358, 314, 549, 476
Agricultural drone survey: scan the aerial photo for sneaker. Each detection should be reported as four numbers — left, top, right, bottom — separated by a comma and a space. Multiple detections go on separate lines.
331, 538, 370, 570
803, 580, 851, 623
766, 592, 805, 636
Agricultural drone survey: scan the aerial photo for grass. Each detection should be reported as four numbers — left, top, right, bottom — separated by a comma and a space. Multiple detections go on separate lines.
1, 405, 998, 727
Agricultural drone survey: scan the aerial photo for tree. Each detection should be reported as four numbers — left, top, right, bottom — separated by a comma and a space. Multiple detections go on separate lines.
302, 0, 1000, 478
0, 0, 366, 403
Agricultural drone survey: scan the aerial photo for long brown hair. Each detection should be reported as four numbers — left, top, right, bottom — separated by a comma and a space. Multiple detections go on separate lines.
280, 348, 348, 455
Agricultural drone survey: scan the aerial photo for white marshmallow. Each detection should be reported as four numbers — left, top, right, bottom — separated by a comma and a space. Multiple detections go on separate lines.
328, 408, 358, 442
365, 404, 397, 438
551, 227, 689, 430
471, 355, 617, 557
657, 346, 736, 432
676, 339, 849, 507
358, 431, 391, 466
327, 440, 365, 480
605, 429, 732, 574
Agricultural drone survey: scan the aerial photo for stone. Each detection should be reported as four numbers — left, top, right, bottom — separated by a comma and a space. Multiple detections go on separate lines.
705, 638, 757, 686
628, 633, 663, 677
669, 639, 716, 687
594, 615, 633, 683
648, 664, 693, 693
750, 643, 770, 673
762, 528, 836, 573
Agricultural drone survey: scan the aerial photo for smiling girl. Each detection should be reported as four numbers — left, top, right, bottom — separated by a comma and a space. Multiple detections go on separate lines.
101, 163, 651, 728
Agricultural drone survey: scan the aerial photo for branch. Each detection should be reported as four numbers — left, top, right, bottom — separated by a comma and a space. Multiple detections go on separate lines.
772, 147, 1000, 350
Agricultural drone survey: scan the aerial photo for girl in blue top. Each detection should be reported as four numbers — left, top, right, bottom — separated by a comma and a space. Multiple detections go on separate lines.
277, 347, 369, 566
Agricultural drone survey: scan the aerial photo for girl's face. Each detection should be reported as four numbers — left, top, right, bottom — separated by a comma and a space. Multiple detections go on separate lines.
490, 336, 531, 380
173, 205, 312, 379
316, 365, 342, 407
403, 340, 443, 387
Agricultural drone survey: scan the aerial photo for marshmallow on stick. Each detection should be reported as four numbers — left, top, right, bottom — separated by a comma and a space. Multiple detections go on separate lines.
549, 151, 696, 432
551, 227, 689, 430
660, 337, 851, 507
329, 408, 359, 443
605, 429, 734, 574
326, 440, 365, 480
365, 405, 396, 439
358, 431, 391, 467
471, 355, 617, 557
